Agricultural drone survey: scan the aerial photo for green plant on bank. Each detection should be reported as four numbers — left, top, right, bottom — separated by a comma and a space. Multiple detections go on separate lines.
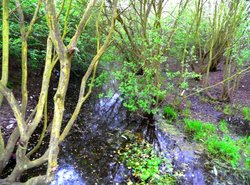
180, 100, 192, 118
242, 106, 250, 121
237, 136, 250, 169
184, 119, 216, 140
163, 106, 178, 120
206, 137, 240, 167
182, 108, 191, 118
183, 119, 249, 168
118, 141, 175, 185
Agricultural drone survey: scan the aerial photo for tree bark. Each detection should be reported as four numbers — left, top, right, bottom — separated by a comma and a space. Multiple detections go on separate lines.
0, 0, 10, 106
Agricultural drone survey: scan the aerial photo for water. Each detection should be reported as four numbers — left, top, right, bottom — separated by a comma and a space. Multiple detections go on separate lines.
51, 77, 139, 184
46, 68, 245, 185
50, 76, 209, 184
51, 165, 85, 185
155, 118, 206, 185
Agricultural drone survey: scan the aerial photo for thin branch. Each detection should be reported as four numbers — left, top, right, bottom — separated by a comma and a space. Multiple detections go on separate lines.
185, 66, 250, 98
0, 82, 26, 139
59, 0, 118, 142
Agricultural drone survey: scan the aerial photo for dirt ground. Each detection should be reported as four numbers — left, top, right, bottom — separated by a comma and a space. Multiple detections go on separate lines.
187, 64, 250, 125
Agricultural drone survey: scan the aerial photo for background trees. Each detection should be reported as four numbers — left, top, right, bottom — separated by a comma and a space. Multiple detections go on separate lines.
98, 0, 249, 116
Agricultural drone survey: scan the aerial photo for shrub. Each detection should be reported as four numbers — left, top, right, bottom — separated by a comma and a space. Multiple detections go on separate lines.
237, 136, 250, 169
219, 121, 229, 134
223, 105, 233, 115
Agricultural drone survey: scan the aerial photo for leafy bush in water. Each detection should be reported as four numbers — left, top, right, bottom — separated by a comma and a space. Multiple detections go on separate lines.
119, 141, 175, 184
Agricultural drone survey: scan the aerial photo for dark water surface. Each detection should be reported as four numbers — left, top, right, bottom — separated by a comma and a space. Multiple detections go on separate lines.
51, 78, 141, 184
50, 77, 208, 185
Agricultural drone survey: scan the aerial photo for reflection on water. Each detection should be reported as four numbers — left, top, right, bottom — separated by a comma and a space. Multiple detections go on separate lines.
55, 74, 134, 184
51, 165, 85, 185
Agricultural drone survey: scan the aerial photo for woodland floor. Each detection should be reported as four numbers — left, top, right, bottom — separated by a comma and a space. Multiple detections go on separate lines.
189, 64, 250, 124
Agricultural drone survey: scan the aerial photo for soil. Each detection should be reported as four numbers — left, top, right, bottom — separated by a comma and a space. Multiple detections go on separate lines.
186, 63, 250, 136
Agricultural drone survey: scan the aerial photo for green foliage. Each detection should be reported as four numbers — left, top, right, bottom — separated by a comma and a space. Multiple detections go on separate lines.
205, 137, 240, 167
183, 118, 250, 168
0, 0, 98, 71
184, 119, 216, 140
115, 66, 166, 113
242, 106, 250, 121
119, 141, 175, 185
112, 25, 168, 113
112, 18, 198, 114
0, 1, 49, 68
182, 108, 191, 118
163, 106, 178, 120
94, 71, 110, 88
170, 0, 250, 95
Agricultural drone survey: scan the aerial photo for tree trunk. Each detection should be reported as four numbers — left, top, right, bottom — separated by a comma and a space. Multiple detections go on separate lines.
0, 0, 10, 106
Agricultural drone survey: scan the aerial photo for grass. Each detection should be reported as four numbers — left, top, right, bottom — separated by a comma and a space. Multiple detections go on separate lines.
183, 119, 249, 168
161, 102, 249, 171
219, 120, 229, 134
237, 136, 250, 169
184, 119, 216, 140
163, 106, 178, 120
205, 137, 240, 167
